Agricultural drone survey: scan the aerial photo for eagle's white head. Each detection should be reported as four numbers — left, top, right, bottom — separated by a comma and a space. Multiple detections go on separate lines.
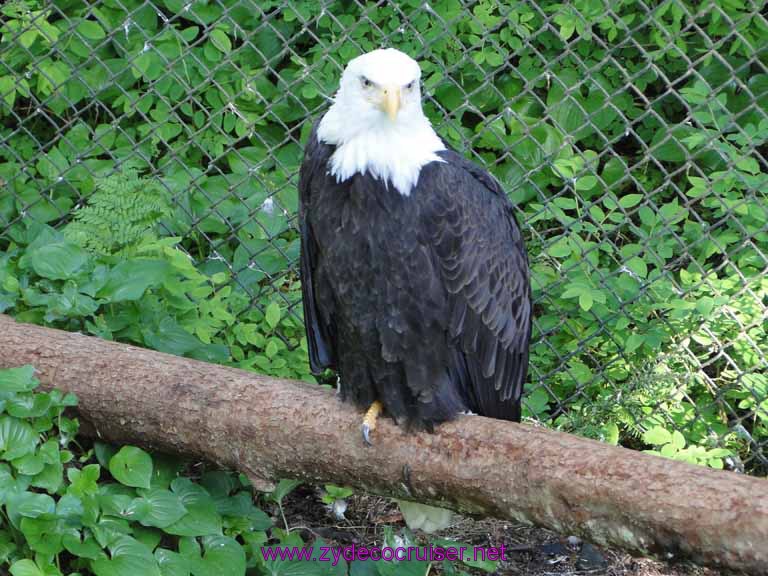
317, 48, 445, 197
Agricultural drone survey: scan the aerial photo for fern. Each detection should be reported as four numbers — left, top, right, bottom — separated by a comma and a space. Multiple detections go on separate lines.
64, 169, 171, 254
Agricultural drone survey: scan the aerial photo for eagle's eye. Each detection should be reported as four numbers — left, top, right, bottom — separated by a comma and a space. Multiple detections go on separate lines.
405, 81, 415, 90
361, 76, 373, 89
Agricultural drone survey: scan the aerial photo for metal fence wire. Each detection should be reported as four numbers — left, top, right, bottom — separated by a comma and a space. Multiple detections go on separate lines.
1, 1, 767, 475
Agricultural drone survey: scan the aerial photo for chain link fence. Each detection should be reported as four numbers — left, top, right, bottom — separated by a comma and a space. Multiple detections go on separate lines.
1, 1, 766, 475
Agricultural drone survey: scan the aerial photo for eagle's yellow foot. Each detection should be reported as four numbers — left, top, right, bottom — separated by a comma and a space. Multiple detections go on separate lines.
361, 400, 383, 446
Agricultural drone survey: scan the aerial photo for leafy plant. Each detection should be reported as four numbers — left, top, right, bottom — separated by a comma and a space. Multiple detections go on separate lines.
1, 365, 497, 576
64, 169, 171, 255
0, 0, 766, 473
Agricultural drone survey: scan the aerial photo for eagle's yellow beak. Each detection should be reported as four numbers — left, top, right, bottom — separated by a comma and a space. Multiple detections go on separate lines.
380, 85, 401, 121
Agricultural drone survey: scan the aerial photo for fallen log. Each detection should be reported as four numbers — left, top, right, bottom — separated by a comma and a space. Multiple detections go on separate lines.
1, 314, 766, 573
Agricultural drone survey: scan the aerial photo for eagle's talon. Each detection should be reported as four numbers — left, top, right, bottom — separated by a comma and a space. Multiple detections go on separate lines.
362, 423, 373, 446
361, 400, 383, 447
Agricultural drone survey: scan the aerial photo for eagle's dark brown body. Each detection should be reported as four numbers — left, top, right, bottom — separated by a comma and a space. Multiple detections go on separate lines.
299, 123, 531, 429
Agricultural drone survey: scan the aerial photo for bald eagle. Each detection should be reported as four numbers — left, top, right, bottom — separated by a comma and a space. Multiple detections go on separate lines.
299, 48, 531, 444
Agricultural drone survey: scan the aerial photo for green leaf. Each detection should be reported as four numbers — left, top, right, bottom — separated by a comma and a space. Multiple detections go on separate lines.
77, 20, 107, 40
671, 430, 686, 450
265, 301, 281, 330
574, 175, 598, 191
10, 559, 46, 576
97, 259, 170, 302
12, 452, 45, 475
164, 478, 222, 537
625, 257, 648, 278
209, 29, 231, 54
0, 365, 37, 392
137, 488, 188, 528
68, 463, 101, 496
603, 422, 620, 445
196, 535, 246, 576
214, 492, 271, 529
155, 548, 191, 576
0, 76, 16, 108
268, 478, 301, 504
618, 194, 643, 209
0, 415, 38, 460
547, 238, 571, 258
20, 517, 63, 555
643, 426, 673, 446
63, 530, 104, 560
92, 535, 162, 576
98, 486, 135, 519
736, 156, 759, 174
625, 333, 644, 354
26, 242, 89, 280
578, 291, 593, 311
7, 392, 52, 418
95, 442, 118, 469
109, 446, 153, 489
6, 491, 56, 520
134, 525, 162, 551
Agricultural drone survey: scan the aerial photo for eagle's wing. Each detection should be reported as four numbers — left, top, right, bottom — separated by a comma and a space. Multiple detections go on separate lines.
298, 125, 336, 373
423, 150, 532, 421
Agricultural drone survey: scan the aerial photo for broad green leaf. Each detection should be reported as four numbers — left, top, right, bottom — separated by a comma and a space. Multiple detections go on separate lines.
604, 422, 620, 445
209, 29, 231, 54
7, 392, 52, 418
98, 259, 170, 302
156, 548, 191, 576
269, 478, 301, 504
265, 301, 281, 330
164, 478, 222, 537
574, 175, 598, 191
150, 453, 186, 489
92, 535, 161, 576
9, 559, 46, 576
95, 442, 118, 469
0, 365, 37, 392
618, 194, 643, 209
576, 291, 592, 311
20, 517, 63, 555
0, 416, 37, 460
214, 492, 271, 529
77, 20, 106, 40
625, 333, 644, 354
92, 517, 133, 548
109, 446, 153, 489
31, 459, 64, 493
99, 487, 136, 519
200, 471, 237, 498
196, 535, 246, 576
546, 238, 571, 258
643, 426, 673, 446
671, 430, 686, 450
137, 488, 188, 528
27, 242, 89, 280
63, 530, 104, 560
11, 452, 45, 475
0, 76, 16, 107
6, 491, 56, 521
625, 257, 648, 278
134, 525, 163, 551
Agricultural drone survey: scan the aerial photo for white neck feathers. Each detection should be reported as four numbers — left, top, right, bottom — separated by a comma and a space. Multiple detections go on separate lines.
317, 106, 445, 197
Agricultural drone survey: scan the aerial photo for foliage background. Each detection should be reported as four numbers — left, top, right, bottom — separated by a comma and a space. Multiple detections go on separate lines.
0, 0, 767, 574
1, 0, 767, 490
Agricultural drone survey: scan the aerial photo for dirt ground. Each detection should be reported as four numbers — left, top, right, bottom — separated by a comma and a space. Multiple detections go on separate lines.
276, 485, 740, 576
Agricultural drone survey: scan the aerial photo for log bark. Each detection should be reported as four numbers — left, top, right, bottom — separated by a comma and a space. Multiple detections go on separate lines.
1, 314, 766, 573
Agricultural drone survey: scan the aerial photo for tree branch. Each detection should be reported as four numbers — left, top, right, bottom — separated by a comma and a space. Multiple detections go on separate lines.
1, 315, 765, 573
